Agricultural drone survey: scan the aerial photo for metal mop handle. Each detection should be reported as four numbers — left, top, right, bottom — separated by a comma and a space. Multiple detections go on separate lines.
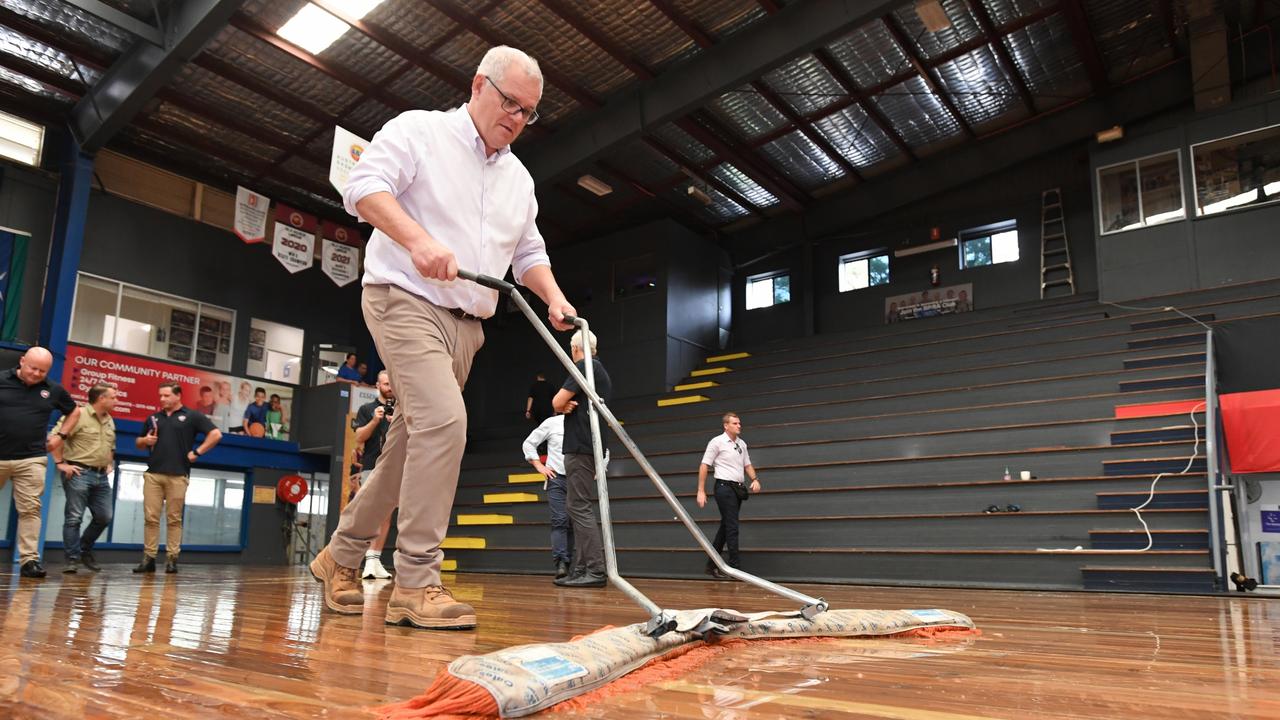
457, 270, 828, 630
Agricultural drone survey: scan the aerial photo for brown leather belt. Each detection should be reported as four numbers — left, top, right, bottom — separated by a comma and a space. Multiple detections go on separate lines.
445, 306, 483, 322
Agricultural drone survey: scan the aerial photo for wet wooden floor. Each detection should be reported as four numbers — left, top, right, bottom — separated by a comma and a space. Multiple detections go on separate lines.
1, 566, 1277, 719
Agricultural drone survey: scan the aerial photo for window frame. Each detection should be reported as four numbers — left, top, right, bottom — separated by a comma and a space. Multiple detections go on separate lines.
958, 220, 1019, 269
1096, 149, 1187, 235
837, 249, 891, 293
69, 272, 236, 371
1190, 122, 1280, 218
745, 270, 791, 310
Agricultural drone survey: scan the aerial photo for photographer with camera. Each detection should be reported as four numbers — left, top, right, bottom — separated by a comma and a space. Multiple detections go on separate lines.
352, 370, 396, 579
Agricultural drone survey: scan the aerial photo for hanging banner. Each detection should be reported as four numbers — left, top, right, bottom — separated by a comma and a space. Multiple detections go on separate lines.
233, 186, 270, 244
321, 238, 360, 287
64, 343, 294, 438
272, 204, 316, 274
330, 125, 369, 195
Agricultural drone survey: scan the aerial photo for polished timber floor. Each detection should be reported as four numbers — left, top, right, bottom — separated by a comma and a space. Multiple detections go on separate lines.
1, 565, 1277, 719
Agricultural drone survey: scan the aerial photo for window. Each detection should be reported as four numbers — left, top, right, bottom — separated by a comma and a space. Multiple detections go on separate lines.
1192, 124, 1280, 216
109, 463, 245, 548
838, 252, 890, 292
1098, 151, 1186, 233
745, 272, 790, 310
0, 110, 44, 167
961, 223, 1019, 269
69, 273, 234, 371
248, 318, 304, 384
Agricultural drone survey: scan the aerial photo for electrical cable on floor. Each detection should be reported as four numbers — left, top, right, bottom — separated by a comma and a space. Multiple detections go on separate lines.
1037, 400, 1206, 553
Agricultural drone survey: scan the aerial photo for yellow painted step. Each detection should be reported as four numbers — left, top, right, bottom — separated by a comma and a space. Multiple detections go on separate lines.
674, 381, 718, 392
705, 352, 750, 363
507, 472, 545, 484
484, 492, 540, 504
690, 366, 731, 377
440, 537, 485, 549
657, 395, 709, 407
441, 559, 458, 572
457, 514, 514, 525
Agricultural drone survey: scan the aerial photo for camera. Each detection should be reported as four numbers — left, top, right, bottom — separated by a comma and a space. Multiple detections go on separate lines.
383, 399, 395, 418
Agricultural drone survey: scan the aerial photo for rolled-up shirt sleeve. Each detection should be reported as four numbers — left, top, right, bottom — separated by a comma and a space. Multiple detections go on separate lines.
511, 190, 551, 285
342, 112, 424, 219
522, 418, 552, 463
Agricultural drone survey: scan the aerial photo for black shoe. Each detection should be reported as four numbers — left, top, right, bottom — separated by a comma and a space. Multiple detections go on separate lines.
132, 556, 156, 574
704, 561, 728, 580
63, 560, 81, 574
554, 561, 570, 579
165, 557, 178, 574
80, 550, 101, 572
556, 571, 606, 588
20, 560, 46, 578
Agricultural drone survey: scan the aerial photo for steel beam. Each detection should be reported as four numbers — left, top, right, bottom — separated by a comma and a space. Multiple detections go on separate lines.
1061, 0, 1110, 94
421, 0, 602, 107
644, 136, 763, 217
967, 0, 1038, 114
678, 114, 809, 211
64, 0, 163, 46
811, 48, 917, 160
522, 0, 901, 182
69, 0, 243, 152
881, 14, 976, 138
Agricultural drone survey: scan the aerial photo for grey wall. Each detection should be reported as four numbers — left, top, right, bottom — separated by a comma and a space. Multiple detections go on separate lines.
0, 163, 58, 346
464, 218, 723, 431
730, 145, 1099, 346
1092, 91, 1280, 302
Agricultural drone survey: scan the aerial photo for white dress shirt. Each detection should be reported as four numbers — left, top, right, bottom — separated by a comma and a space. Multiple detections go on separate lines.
701, 432, 752, 484
522, 415, 564, 476
343, 105, 552, 318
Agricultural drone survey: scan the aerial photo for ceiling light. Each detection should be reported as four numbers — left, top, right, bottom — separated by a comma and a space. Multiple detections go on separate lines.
1096, 125, 1125, 143
577, 174, 613, 197
687, 185, 713, 206
277, 1, 386, 55
0, 110, 44, 167
915, 0, 951, 33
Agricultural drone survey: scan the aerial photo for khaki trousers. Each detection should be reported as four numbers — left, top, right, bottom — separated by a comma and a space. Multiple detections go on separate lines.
331, 284, 484, 588
143, 472, 189, 559
0, 457, 47, 563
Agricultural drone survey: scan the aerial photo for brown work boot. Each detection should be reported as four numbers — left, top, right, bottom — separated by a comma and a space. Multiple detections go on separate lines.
309, 546, 364, 614
385, 583, 476, 630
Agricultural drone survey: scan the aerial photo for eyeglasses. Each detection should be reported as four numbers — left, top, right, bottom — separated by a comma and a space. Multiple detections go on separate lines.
486, 76, 540, 125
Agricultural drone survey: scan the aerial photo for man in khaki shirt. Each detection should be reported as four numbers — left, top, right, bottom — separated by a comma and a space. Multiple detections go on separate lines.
51, 384, 117, 573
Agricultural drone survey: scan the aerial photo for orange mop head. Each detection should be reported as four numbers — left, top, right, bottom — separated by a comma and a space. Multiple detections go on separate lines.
377, 606, 977, 719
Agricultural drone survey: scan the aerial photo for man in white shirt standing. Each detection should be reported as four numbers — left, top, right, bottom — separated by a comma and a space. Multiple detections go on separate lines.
522, 414, 572, 580
310, 45, 575, 631
696, 412, 761, 579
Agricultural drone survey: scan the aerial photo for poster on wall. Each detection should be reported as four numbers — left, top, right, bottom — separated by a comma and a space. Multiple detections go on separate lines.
64, 343, 294, 440
883, 283, 974, 324
233, 186, 270, 244
272, 204, 317, 274
321, 221, 363, 287
330, 125, 369, 195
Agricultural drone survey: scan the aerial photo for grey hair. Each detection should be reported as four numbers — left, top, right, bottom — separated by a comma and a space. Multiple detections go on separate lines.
570, 329, 598, 356
477, 46, 543, 92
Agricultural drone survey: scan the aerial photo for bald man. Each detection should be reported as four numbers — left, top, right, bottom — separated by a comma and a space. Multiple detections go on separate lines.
0, 347, 80, 578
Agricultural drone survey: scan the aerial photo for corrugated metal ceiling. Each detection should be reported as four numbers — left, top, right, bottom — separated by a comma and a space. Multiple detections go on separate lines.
0, 0, 1196, 241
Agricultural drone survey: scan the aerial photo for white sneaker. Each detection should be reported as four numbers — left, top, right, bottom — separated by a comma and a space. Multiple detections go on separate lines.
361, 555, 392, 579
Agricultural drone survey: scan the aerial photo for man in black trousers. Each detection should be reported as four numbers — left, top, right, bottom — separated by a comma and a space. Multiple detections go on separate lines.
552, 329, 611, 588
696, 412, 761, 579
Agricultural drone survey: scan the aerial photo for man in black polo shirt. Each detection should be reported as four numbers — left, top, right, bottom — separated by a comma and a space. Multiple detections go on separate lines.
0, 347, 80, 578
133, 382, 222, 574
352, 370, 395, 579
552, 329, 612, 588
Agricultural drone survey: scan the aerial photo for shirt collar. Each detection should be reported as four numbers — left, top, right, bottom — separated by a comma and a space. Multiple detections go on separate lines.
457, 104, 511, 160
